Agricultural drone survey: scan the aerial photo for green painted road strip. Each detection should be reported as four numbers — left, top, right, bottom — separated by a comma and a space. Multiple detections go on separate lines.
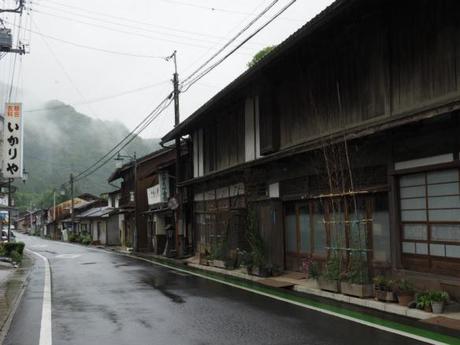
127, 254, 460, 345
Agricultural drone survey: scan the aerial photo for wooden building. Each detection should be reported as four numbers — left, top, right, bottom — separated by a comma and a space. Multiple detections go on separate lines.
108, 144, 191, 252
162, 0, 460, 289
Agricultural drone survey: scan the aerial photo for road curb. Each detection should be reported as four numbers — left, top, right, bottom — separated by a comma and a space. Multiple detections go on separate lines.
0, 253, 34, 345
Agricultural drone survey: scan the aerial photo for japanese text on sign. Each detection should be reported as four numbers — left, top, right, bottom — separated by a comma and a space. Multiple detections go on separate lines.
2, 103, 23, 179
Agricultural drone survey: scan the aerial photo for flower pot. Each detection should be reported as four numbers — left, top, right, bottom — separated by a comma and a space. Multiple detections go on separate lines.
397, 294, 414, 306
318, 278, 340, 293
199, 257, 209, 266
250, 266, 271, 277
374, 288, 396, 302
341, 282, 374, 298
212, 259, 226, 269
431, 301, 444, 314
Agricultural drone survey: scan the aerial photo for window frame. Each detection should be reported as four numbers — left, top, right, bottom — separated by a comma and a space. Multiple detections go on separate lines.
399, 168, 460, 262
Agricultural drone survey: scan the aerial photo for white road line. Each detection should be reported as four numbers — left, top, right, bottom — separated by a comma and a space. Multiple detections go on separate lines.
27, 249, 53, 345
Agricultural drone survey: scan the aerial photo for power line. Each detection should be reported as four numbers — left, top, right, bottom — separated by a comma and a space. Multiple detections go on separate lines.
181, 0, 280, 85
76, 1, 295, 183
6, 19, 170, 59
32, 9, 215, 50
41, 0, 249, 38
43, 0, 254, 18
24, 80, 170, 113
31, 18, 101, 118
35, 3, 252, 47
73, 96, 174, 184
71, 93, 173, 183
182, 0, 297, 92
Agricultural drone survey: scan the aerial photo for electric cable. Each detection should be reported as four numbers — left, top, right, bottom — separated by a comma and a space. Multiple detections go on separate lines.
24, 79, 170, 113
70, 93, 173, 182
6, 19, 170, 59
181, 0, 297, 92
180, 0, 279, 86
73, 96, 174, 183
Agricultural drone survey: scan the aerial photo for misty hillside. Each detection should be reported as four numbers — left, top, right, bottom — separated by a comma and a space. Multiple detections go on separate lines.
21, 100, 160, 197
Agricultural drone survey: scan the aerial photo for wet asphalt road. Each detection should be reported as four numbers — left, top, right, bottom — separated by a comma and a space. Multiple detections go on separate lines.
4, 235, 426, 345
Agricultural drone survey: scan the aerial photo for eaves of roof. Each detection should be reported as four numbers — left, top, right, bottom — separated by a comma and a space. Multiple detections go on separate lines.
161, 0, 356, 143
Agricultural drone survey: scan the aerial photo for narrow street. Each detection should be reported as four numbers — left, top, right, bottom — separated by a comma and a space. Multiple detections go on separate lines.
3, 235, 425, 345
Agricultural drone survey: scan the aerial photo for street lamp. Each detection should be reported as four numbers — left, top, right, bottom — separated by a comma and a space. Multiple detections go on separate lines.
114, 151, 137, 251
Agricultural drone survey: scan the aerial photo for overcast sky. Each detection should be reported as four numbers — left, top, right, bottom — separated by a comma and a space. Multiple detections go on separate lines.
1, 0, 334, 139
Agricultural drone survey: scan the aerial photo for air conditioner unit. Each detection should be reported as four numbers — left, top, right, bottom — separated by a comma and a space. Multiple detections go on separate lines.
0, 29, 13, 50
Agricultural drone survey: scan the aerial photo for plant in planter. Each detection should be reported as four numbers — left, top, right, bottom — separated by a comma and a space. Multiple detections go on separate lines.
237, 249, 252, 269
429, 291, 449, 314
340, 254, 373, 298
416, 292, 432, 312
308, 260, 321, 280
224, 249, 238, 270
209, 241, 227, 269
373, 276, 396, 302
318, 255, 341, 292
246, 209, 271, 277
394, 279, 415, 306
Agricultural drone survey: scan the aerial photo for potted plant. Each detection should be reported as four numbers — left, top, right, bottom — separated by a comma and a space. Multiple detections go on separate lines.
394, 279, 415, 306
246, 208, 271, 277
199, 244, 210, 265
373, 276, 396, 302
224, 249, 238, 270
429, 291, 449, 314
416, 292, 432, 312
340, 255, 373, 298
307, 260, 321, 280
318, 255, 341, 292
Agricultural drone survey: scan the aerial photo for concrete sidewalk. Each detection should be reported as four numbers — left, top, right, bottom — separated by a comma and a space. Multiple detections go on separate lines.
0, 255, 33, 342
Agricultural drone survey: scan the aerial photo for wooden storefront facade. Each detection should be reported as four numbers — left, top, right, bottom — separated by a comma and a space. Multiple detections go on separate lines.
161, 0, 460, 285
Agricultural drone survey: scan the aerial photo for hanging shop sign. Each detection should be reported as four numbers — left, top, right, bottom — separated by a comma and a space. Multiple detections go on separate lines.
147, 171, 170, 205
2, 103, 23, 179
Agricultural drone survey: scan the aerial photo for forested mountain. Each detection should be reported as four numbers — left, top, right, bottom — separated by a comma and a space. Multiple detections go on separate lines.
14, 100, 159, 209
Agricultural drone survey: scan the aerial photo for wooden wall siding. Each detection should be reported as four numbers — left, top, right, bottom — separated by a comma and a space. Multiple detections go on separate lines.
203, 104, 245, 173
259, 86, 280, 155
271, 1, 460, 151
392, 114, 459, 164
275, 10, 387, 149
390, 1, 459, 112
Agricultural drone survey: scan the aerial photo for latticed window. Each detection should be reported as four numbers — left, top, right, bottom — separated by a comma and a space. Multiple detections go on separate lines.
400, 169, 460, 260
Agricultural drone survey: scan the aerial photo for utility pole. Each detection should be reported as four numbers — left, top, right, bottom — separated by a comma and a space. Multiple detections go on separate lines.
0, 0, 25, 14
133, 152, 138, 252
53, 189, 56, 221
7, 178, 11, 242
0, 0, 27, 55
170, 50, 182, 257
3, 1, 26, 242
70, 173, 74, 233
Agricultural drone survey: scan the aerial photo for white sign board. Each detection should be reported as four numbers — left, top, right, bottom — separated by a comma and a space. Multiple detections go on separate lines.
2, 103, 23, 179
147, 171, 170, 206
147, 184, 161, 205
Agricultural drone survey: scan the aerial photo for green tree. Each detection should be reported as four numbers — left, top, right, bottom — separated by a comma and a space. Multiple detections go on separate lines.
247, 45, 277, 68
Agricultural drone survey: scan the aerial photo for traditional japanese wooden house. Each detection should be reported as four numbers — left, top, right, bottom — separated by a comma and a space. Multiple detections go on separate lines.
162, 0, 460, 292
108, 144, 191, 252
